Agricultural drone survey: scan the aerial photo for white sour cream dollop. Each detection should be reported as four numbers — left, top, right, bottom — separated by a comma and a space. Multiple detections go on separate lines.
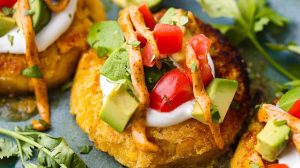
278, 141, 300, 167
0, 0, 78, 54
100, 54, 215, 128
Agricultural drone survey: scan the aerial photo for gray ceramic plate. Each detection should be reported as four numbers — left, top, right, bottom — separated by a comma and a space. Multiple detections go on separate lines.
1, 0, 300, 167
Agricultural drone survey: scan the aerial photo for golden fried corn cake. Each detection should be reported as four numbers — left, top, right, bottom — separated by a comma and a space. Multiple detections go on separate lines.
71, 9, 250, 168
0, 0, 105, 94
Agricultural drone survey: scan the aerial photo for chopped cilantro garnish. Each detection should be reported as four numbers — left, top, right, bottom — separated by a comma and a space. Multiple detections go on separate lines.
273, 119, 287, 126
79, 145, 93, 154
21, 65, 42, 78
7, 35, 14, 46
190, 61, 198, 72
2, 7, 15, 16
179, 16, 189, 26
128, 40, 141, 47
23, 9, 35, 16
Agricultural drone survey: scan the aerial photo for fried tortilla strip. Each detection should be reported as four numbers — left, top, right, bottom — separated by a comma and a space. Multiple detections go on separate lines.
44, 0, 70, 12
118, 9, 159, 152
186, 43, 224, 149
258, 104, 300, 155
18, 0, 50, 130
128, 6, 160, 66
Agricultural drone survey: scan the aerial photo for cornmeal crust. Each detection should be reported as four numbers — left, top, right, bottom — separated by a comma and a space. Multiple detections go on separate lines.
0, 0, 106, 94
71, 11, 250, 168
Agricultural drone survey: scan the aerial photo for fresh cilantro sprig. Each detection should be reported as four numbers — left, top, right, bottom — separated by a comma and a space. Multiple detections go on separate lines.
0, 127, 87, 168
198, 0, 298, 80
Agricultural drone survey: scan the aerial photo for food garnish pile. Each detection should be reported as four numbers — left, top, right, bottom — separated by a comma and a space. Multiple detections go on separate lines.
0, 0, 299, 167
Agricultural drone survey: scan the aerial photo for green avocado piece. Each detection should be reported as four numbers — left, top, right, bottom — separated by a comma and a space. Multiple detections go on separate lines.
88, 21, 125, 57
192, 78, 238, 124
0, 16, 15, 37
14, 0, 51, 33
277, 87, 300, 111
100, 80, 139, 132
113, 0, 162, 9
159, 8, 177, 25
30, 0, 51, 33
100, 47, 131, 81
255, 120, 290, 162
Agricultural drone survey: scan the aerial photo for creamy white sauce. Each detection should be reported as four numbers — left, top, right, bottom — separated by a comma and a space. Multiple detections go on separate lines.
0, 0, 78, 54
100, 75, 195, 127
146, 100, 195, 127
278, 143, 300, 167
99, 54, 215, 128
207, 53, 215, 77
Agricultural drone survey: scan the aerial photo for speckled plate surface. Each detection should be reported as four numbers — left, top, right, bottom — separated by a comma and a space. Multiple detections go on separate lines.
1, 0, 300, 167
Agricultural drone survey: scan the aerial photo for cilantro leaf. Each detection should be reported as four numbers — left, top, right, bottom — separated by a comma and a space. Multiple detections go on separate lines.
79, 145, 93, 154
0, 128, 88, 168
2, 7, 15, 16
179, 16, 189, 26
21, 65, 42, 78
198, 0, 298, 80
21, 139, 35, 160
24, 163, 39, 168
37, 134, 87, 168
101, 47, 131, 81
197, 0, 241, 19
256, 0, 288, 26
250, 162, 260, 168
88, 21, 125, 57
211, 24, 233, 34
144, 58, 175, 91
254, 17, 270, 32
128, 40, 141, 47
267, 42, 300, 55
0, 138, 18, 159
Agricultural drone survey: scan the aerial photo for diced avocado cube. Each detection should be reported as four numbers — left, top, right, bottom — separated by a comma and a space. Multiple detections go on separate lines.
0, 16, 15, 37
255, 120, 291, 162
192, 78, 238, 124
100, 80, 139, 133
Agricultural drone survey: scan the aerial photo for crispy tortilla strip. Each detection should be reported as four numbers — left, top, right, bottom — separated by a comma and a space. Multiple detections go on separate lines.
128, 7, 160, 60
118, 9, 159, 152
18, 0, 50, 130
258, 104, 300, 155
186, 43, 224, 149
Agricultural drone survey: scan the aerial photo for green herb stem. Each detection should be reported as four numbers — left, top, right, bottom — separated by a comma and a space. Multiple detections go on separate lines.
0, 128, 52, 156
15, 139, 26, 166
248, 35, 298, 80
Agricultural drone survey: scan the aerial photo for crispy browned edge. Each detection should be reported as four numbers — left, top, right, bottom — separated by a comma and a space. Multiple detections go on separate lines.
0, 0, 106, 94
70, 9, 251, 168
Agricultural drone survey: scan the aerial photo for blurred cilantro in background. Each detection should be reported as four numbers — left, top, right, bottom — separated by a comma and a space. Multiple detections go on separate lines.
198, 0, 299, 81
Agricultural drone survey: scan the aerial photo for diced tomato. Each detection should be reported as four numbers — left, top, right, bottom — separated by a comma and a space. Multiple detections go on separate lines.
142, 42, 155, 67
138, 3, 156, 30
267, 164, 289, 168
150, 68, 194, 112
188, 34, 214, 86
153, 24, 183, 55
288, 99, 300, 119
0, 0, 17, 8
188, 34, 212, 61
136, 32, 147, 48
